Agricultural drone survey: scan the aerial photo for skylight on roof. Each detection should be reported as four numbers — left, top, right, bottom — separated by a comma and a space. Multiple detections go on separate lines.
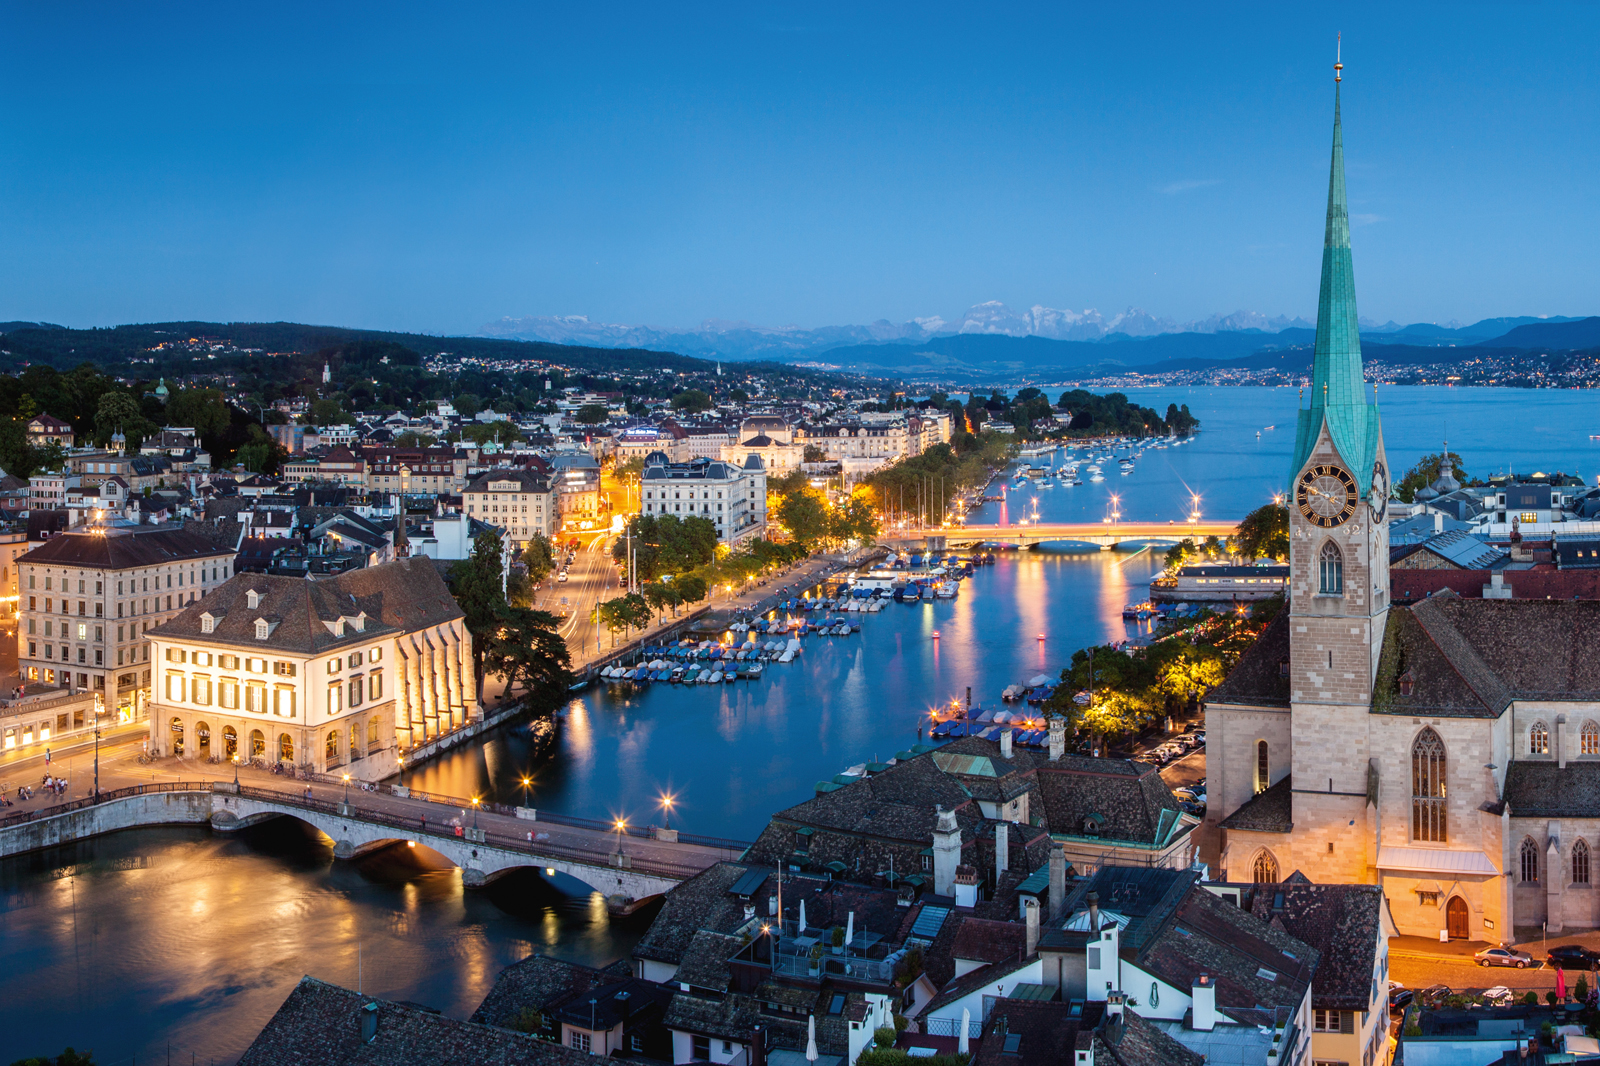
1256, 967, 1278, 981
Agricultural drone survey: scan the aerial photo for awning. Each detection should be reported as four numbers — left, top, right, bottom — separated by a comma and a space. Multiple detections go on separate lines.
1377, 846, 1498, 877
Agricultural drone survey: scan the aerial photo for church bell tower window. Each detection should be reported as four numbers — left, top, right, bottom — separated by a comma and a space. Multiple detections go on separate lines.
1255, 740, 1270, 794
1411, 729, 1447, 843
1318, 541, 1344, 595
1530, 721, 1550, 755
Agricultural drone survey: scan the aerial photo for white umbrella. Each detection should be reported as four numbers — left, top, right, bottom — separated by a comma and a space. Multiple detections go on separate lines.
799, 900, 807, 933
807, 1015, 818, 1062
959, 1007, 971, 1054
845, 911, 854, 947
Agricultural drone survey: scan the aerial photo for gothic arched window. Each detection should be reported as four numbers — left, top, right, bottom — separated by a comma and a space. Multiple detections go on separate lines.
1319, 541, 1344, 595
1255, 740, 1270, 794
1530, 721, 1550, 755
1583, 721, 1600, 756
1253, 850, 1279, 884
1575, 839, 1592, 885
1411, 728, 1447, 843
1521, 838, 1541, 883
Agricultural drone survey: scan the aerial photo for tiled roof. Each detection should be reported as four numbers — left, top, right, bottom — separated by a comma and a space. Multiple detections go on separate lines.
469, 953, 630, 1028
632, 862, 772, 965
924, 954, 1040, 1014
1093, 1010, 1204, 1066
238, 975, 590, 1066
1504, 761, 1600, 818
1218, 775, 1293, 832
1244, 882, 1384, 1012
149, 557, 462, 654
18, 526, 234, 570
971, 1000, 1104, 1066
1034, 757, 1187, 847
1207, 610, 1291, 707
674, 930, 742, 993
950, 917, 1027, 967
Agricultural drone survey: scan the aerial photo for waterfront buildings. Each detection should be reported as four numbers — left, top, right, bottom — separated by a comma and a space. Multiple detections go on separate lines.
639, 451, 768, 546
15, 525, 237, 716
144, 557, 475, 778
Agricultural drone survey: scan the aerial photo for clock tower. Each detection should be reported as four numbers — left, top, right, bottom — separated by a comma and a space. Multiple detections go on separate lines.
1281, 61, 1391, 879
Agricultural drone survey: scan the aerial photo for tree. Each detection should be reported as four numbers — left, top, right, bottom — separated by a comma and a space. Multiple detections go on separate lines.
304, 397, 343, 426
522, 533, 555, 585
453, 392, 483, 417
1231, 502, 1289, 562
8, 1050, 95, 1066
460, 421, 523, 446
612, 514, 718, 581
671, 389, 713, 413
450, 531, 510, 682
94, 389, 156, 450
481, 605, 573, 712
164, 387, 230, 438
1396, 451, 1470, 503
676, 574, 708, 603
394, 429, 436, 447
828, 493, 880, 546
802, 444, 828, 463
774, 482, 830, 549
1163, 538, 1199, 574
576, 403, 609, 425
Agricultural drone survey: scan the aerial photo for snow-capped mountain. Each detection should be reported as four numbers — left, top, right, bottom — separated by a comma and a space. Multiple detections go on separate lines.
480, 301, 1315, 359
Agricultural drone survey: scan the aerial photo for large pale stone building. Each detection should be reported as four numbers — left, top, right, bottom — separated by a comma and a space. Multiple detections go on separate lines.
145, 558, 477, 780
1207, 73, 1600, 943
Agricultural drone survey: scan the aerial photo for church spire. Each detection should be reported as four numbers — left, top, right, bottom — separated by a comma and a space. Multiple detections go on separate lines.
1291, 44, 1380, 497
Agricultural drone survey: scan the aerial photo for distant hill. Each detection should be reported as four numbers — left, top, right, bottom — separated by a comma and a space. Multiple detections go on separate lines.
1476, 316, 1600, 350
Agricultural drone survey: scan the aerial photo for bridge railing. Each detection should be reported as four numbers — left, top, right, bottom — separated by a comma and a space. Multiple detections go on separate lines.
0, 781, 212, 832
230, 784, 727, 878
398, 785, 752, 852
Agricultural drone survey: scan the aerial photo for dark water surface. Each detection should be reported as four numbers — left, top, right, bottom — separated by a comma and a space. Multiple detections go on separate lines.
5, 385, 1598, 1062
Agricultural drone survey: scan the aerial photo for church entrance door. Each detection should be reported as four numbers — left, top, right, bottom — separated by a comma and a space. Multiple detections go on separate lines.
1446, 896, 1469, 939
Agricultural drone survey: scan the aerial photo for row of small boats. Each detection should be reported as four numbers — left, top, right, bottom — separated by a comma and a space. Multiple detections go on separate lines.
601, 661, 765, 684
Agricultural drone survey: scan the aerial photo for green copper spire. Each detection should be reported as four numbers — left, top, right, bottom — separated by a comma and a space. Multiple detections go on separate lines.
1291, 68, 1381, 497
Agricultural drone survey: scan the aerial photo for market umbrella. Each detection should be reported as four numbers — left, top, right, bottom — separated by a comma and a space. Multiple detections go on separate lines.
1558, 966, 1568, 1002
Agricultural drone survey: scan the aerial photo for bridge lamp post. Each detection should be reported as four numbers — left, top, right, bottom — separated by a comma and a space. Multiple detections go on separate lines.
658, 792, 676, 831
472, 796, 481, 830
521, 776, 533, 808
614, 817, 628, 856
343, 773, 352, 805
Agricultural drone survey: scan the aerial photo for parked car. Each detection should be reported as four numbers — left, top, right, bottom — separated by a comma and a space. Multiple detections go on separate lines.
1417, 984, 1452, 1009
1178, 800, 1206, 817
1474, 947, 1532, 968
1547, 944, 1600, 970
1388, 983, 1413, 1012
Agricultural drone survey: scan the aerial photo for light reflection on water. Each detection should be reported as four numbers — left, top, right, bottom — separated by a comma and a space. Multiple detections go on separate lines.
0, 819, 654, 1065
404, 549, 1163, 840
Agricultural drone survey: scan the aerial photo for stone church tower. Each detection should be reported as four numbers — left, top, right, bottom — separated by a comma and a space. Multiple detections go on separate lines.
1280, 67, 1392, 881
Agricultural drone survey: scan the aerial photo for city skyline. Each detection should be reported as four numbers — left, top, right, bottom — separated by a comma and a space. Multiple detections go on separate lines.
2, 3, 1598, 334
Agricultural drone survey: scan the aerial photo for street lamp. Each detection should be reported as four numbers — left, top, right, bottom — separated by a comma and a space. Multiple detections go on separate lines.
472, 795, 481, 829
521, 776, 533, 808
613, 816, 628, 856
343, 773, 352, 804
658, 791, 676, 831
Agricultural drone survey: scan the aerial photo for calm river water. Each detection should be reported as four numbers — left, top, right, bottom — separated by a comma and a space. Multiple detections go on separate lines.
4, 385, 1598, 1064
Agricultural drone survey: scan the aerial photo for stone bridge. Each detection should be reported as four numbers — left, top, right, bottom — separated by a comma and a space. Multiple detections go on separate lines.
0, 781, 743, 907
880, 521, 1240, 549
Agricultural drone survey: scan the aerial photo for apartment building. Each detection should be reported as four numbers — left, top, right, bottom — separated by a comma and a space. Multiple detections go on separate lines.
145, 558, 474, 779
461, 469, 557, 548
16, 525, 238, 718
639, 452, 766, 545
362, 446, 468, 496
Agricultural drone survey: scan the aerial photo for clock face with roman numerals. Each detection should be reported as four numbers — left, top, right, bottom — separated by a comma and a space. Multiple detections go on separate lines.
1296, 464, 1358, 527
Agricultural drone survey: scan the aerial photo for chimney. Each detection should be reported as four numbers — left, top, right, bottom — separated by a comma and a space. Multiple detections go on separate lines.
744, 902, 757, 921
933, 806, 962, 897
769, 894, 778, 917
1024, 896, 1040, 956
360, 1001, 380, 1044
1191, 974, 1217, 1031
751, 1025, 767, 1066
1558, 713, 1568, 769
1104, 990, 1126, 1020
1086, 890, 1100, 932
1049, 843, 1067, 921
1048, 715, 1066, 761
996, 822, 1010, 882
1000, 729, 1014, 759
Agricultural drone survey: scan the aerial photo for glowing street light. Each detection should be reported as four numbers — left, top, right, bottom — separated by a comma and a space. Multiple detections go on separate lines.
521, 776, 533, 808
658, 791, 676, 830
471, 795, 481, 829
343, 773, 352, 804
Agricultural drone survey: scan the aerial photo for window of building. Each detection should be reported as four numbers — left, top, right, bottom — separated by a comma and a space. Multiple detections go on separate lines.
1576, 839, 1592, 885
1530, 720, 1550, 755
1318, 540, 1343, 595
1522, 838, 1541, 883
369, 647, 382, 664
1412, 728, 1447, 843
1253, 850, 1279, 884
369, 672, 383, 701
328, 658, 341, 675
568, 1032, 590, 1053
192, 676, 212, 706
1255, 739, 1270, 794
219, 680, 239, 709
1583, 721, 1600, 756
1417, 890, 1439, 905
691, 1036, 709, 1060
328, 683, 343, 714
274, 661, 296, 677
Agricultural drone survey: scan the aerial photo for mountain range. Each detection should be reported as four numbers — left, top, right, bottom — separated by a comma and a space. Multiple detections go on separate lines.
480, 302, 1583, 365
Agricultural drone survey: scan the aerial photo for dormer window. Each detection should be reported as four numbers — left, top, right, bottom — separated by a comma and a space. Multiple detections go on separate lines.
246, 589, 262, 610
200, 613, 216, 634
254, 619, 276, 640
1398, 670, 1415, 697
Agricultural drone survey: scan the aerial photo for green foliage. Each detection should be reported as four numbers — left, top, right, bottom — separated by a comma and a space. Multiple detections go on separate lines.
1164, 538, 1199, 574
774, 482, 831, 549
8, 1051, 94, 1066
597, 593, 653, 634
829, 493, 880, 546
482, 605, 574, 713
832, 925, 846, 946
874, 1027, 897, 1049
855, 1051, 968, 1066
860, 436, 1011, 524
1231, 502, 1289, 562
1164, 402, 1199, 438
1548, 990, 1560, 1006
164, 386, 231, 439
613, 455, 646, 481
612, 514, 719, 582
1578, 975, 1590, 1003
676, 573, 708, 603
1048, 389, 1186, 439
94, 389, 156, 450
460, 421, 523, 446
522, 533, 556, 585
394, 429, 436, 447
576, 403, 609, 425
670, 389, 713, 413
1524, 991, 1540, 1007
453, 392, 483, 417
450, 531, 513, 676
502, 1006, 545, 1034
1396, 451, 1472, 503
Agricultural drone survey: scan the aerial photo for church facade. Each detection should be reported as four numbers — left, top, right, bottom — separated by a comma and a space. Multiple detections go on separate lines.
1206, 70, 1600, 943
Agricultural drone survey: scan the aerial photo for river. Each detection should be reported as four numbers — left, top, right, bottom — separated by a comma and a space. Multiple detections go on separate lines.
4, 385, 1597, 1063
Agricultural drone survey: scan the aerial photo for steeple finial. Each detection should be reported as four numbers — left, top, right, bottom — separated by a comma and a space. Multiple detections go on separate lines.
1335, 33, 1342, 83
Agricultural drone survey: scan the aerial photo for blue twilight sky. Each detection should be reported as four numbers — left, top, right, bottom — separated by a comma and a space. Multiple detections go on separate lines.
1, 2, 1597, 335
